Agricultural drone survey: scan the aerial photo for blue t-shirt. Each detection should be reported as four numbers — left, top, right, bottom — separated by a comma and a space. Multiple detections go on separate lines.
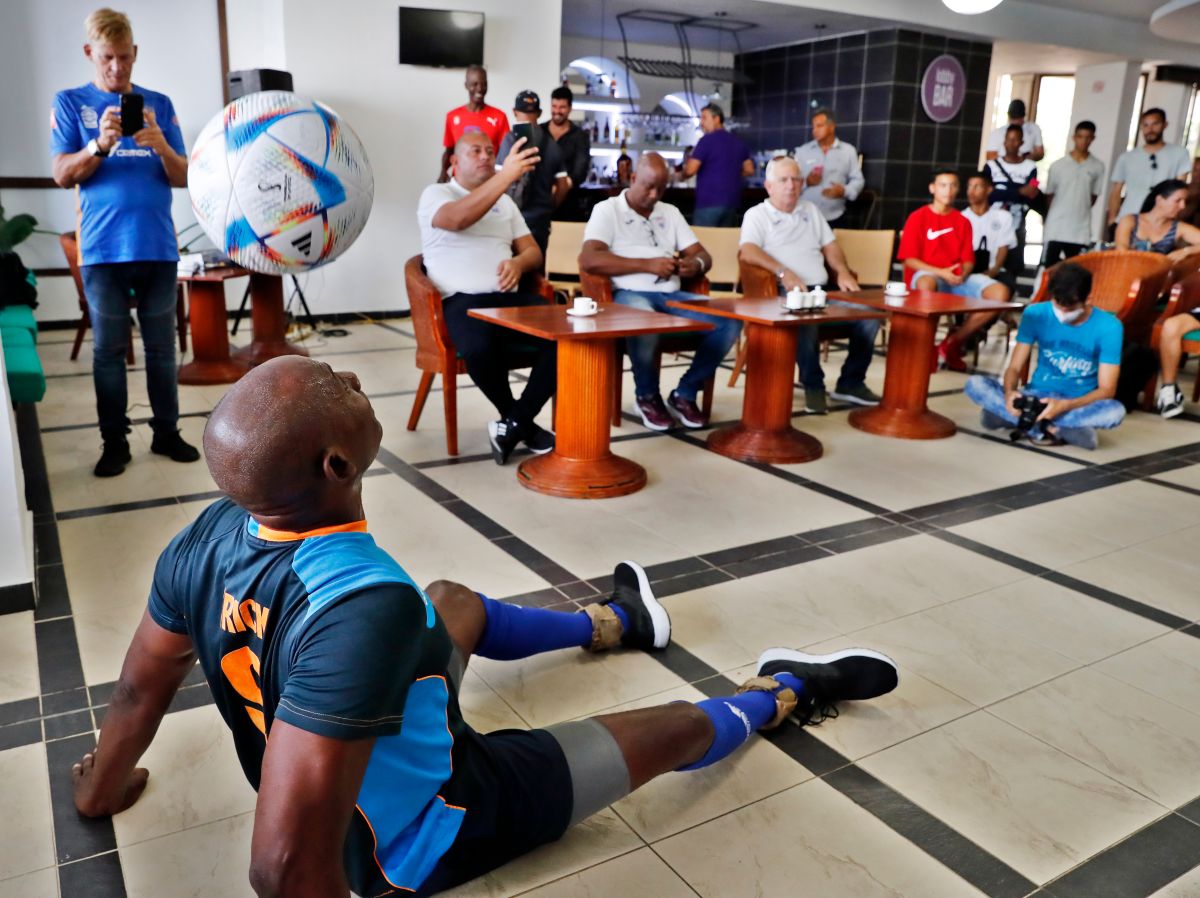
148, 499, 486, 895
50, 83, 185, 265
692, 128, 751, 211
1017, 302, 1123, 397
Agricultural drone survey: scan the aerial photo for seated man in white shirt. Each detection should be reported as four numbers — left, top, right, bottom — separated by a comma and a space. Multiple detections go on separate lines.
738, 156, 879, 415
578, 153, 741, 431
962, 170, 1017, 295
418, 132, 556, 465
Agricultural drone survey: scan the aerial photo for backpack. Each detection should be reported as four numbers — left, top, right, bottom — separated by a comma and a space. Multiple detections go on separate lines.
0, 251, 37, 309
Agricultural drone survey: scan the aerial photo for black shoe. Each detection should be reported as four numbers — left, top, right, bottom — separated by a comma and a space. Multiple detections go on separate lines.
756, 647, 898, 725
487, 418, 522, 465
603, 561, 671, 650
94, 439, 132, 478
523, 423, 555, 455
150, 431, 201, 463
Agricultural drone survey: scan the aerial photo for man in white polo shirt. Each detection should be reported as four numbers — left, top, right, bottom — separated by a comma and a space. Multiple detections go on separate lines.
739, 156, 877, 415
579, 153, 740, 431
418, 131, 556, 465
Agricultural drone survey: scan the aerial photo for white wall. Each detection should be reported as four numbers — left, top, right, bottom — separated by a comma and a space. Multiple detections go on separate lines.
227, 0, 286, 72
224, 0, 563, 314
0, 0, 225, 322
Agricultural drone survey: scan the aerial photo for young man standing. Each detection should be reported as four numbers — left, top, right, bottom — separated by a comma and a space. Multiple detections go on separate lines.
985, 99, 1044, 162
1107, 108, 1192, 233
1042, 121, 1105, 263
987, 124, 1040, 276
897, 170, 1008, 372
965, 264, 1124, 450
50, 7, 198, 478
439, 64, 509, 183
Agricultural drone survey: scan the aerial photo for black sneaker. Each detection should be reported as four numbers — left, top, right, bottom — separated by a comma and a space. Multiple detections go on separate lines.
523, 423, 555, 455
487, 418, 522, 465
151, 431, 200, 463
667, 390, 706, 428
756, 647, 898, 725
94, 439, 132, 478
602, 560, 671, 650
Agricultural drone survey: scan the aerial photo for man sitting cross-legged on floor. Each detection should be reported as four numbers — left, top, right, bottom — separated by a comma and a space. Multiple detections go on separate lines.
69, 355, 898, 898
965, 263, 1125, 450
579, 152, 742, 431
419, 130, 556, 465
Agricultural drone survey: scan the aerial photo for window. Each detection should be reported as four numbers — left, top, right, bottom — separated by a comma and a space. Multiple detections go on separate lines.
1127, 72, 1148, 151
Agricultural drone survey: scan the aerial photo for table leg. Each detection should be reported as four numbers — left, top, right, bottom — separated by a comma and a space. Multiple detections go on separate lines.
177, 281, 250, 385
233, 273, 310, 367
849, 313, 956, 439
707, 323, 822, 463
518, 338, 647, 498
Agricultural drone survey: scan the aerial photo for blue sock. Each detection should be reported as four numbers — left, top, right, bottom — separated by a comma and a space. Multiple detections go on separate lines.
474, 593, 599, 660
678, 675, 805, 771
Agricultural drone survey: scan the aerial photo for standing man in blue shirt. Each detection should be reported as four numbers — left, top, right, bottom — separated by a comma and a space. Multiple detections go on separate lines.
681, 103, 753, 227
964, 264, 1125, 450
51, 8, 198, 477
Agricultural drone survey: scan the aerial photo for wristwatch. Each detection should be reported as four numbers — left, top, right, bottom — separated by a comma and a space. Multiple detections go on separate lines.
87, 138, 110, 158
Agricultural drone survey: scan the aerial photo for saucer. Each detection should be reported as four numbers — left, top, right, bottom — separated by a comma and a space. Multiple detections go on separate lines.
566, 307, 599, 317
883, 289, 909, 298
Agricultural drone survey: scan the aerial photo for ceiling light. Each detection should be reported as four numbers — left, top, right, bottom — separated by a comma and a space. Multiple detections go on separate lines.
941, 0, 1004, 13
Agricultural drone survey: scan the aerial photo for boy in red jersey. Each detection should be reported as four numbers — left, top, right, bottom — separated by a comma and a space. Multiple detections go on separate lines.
898, 169, 1009, 371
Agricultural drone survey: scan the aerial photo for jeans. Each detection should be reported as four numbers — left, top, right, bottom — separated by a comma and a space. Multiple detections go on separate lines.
441, 291, 557, 425
80, 261, 179, 441
907, 270, 999, 297
795, 297, 881, 392
692, 206, 738, 227
964, 375, 1126, 431
612, 289, 741, 401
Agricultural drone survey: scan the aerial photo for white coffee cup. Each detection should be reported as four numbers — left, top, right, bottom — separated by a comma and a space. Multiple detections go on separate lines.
573, 296, 598, 314
785, 288, 803, 310
884, 280, 908, 296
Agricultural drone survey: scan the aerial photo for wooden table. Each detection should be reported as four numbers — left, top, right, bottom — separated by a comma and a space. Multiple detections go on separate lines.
468, 304, 712, 499
832, 289, 1022, 440
177, 269, 251, 385
668, 297, 886, 463
233, 273, 309, 366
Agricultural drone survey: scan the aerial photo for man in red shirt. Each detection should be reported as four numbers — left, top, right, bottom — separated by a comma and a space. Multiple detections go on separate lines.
898, 169, 1007, 371
439, 64, 510, 182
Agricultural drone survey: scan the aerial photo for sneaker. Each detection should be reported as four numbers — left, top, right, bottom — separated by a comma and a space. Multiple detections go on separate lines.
150, 431, 200, 463
635, 394, 673, 431
523, 423, 555, 455
1027, 428, 1065, 447
756, 647, 899, 726
1158, 384, 1185, 419
980, 409, 1009, 431
804, 387, 828, 415
487, 418, 522, 465
830, 384, 881, 407
936, 340, 967, 373
94, 439, 132, 478
667, 390, 706, 428
604, 560, 671, 650
1056, 425, 1098, 451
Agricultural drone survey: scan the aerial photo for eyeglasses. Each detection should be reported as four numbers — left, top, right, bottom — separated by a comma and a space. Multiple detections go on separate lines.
1150, 153, 1158, 170
640, 217, 660, 248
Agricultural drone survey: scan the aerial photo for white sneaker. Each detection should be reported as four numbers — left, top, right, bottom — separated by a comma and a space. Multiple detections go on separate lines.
1158, 384, 1185, 419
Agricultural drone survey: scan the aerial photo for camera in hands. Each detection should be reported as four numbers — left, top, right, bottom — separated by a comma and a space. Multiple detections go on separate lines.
1009, 394, 1048, 442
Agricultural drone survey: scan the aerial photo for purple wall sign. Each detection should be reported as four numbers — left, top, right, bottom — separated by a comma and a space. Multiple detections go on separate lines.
921, 55, 967, 124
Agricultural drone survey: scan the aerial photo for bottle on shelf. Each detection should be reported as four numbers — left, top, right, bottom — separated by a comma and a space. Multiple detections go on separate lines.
603, 118, 610, 142
610, 73, 618, 97
617, 140, 632, 187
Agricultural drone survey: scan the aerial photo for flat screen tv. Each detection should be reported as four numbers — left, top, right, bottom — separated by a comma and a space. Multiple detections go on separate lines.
399, 7, 484, 68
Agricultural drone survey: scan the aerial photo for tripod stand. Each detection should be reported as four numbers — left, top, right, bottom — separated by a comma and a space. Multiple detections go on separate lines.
230, 274, 316, 336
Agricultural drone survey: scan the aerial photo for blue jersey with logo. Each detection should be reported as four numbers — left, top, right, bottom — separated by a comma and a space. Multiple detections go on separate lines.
50, 83, 185, 265
147, 499, 481, 895
1017, 301, 1123, 398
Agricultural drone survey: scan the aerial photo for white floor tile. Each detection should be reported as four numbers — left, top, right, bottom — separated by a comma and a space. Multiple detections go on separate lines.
0, 744, 54, 882
0, 612, 39, 705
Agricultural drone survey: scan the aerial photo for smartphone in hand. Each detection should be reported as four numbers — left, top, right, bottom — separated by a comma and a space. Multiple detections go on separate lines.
120, 93, 144, 137
511, 122, 534, 144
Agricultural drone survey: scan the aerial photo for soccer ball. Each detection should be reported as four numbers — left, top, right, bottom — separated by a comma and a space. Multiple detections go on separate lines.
188, 91, 373, 275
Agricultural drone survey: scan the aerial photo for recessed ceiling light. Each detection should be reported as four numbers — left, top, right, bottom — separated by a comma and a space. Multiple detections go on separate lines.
942, 0, 1004, 13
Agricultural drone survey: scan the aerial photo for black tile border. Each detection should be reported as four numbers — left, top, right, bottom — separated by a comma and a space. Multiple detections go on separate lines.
58, 849, 127, 898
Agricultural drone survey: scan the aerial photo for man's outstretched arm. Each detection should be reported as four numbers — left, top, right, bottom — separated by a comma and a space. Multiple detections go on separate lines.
73, 611, 197, 816
249, 720, 375, 898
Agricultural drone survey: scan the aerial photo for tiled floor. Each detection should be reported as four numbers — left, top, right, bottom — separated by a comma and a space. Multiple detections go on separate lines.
8, 318, 1200, 897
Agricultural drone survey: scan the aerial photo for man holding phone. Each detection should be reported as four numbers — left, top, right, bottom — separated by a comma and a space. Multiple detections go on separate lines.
496, 90, 568, 261
51, 7, 195, 478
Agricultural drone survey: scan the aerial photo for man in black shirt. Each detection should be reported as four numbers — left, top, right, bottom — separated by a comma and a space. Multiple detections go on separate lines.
497, 89, 567, 259
546, 87, 591, 196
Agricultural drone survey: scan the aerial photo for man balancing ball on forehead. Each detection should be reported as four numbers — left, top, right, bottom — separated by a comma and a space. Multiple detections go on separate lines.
70, 356, 898, 897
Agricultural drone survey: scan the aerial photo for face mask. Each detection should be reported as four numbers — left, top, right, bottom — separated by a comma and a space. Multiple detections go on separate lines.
1052, 304, 1086, 324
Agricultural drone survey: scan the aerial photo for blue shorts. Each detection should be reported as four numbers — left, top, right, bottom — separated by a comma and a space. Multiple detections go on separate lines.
908, 269, 999, 297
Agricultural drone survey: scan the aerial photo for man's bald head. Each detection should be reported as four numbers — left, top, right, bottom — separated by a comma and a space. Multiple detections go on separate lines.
626, 152, 671, 215
203, 357, 381, 520
451, 130, 497, 189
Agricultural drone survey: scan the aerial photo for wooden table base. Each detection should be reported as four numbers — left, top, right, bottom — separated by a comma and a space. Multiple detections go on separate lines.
232, 273, 309, 367
706, 322, 823, 463
178, 281, 250, 385
848, 312, 955, 439
517, 339, 646, 498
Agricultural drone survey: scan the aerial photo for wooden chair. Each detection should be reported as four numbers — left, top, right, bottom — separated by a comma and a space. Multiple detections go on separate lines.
1145, 271, 1200, 406
690, 226, 743, 297
404, 254, 554, 455
831, 228, 896, 287
577, 270, 716, 427
62, 231, 187, 364
545, 221, 586, 301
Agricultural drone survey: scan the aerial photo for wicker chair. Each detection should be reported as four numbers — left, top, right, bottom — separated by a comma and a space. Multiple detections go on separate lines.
1145, 271, 1200, 407
577, 270, 716, 427
404, 255, 554, 455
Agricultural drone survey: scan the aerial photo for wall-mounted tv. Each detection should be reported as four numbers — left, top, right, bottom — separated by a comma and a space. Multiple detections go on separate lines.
399, 7, 484, 69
